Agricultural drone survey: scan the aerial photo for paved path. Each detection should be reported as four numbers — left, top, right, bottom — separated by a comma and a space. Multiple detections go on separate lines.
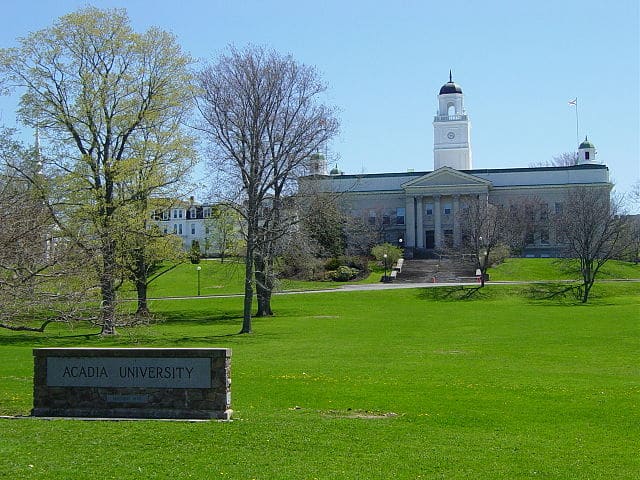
138, 278, 640, 302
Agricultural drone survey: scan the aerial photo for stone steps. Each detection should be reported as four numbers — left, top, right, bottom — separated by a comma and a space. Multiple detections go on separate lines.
394, 258, 475, 283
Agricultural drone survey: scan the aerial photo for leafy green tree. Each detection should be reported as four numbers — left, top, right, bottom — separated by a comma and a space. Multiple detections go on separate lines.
371, 243, 403, 267
205, 204, 243, 262
0, 7, 195, 334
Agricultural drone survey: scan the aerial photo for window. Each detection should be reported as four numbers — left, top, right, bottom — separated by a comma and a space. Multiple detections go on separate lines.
382, 214, 390, 225
172, 210, 178, 219
191, 223, 196, 235
444, 229, 454, 248
396, 207, 405, 225
425, 203, 433, 215
443, 203, 452, 215
178, 209, 183, 219
173, 224, 177, 233
555, 202, 563, 215
189, 207, 196, 219
540, 229, 550, 245
163, 226, 168, 234
162, 210, 169, 221
368, 210, 376, 225
585, 151, 590, 160
526, 205, 535, 221
203, 207, 211, 218
525, 231, 534, 245
178, 224, 183, 235
540, 203, 548, 221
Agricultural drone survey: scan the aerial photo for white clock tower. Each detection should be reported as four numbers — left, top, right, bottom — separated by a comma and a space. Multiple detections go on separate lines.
433, 71, 472, 170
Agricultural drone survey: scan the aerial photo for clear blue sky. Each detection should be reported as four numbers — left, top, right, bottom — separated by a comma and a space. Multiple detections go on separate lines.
1, 0, 638, 206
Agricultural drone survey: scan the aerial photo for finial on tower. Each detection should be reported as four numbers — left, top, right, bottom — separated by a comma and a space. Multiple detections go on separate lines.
449, 69, 452, 82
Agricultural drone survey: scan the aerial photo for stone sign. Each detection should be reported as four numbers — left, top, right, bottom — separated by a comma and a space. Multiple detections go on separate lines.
32, 348, 232, 420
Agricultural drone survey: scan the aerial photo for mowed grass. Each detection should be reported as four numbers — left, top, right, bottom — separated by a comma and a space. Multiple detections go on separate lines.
0, 281, 638, 479
488, 257, 640, 282
121, 258, 384, 299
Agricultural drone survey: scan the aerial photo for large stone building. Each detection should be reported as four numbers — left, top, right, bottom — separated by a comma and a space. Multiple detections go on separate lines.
302, 74, 611, 258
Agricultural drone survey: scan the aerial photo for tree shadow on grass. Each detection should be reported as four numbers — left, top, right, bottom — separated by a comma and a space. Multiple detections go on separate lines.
154, 310, 242, 327
0, 331, 104, 347
416, 286, 488, 302
523, 282, 583, 303
0, 312, 248, 347
522, 282, 622, 306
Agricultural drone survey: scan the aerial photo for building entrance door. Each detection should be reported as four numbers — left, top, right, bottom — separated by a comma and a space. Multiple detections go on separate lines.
425, 230, 435, 249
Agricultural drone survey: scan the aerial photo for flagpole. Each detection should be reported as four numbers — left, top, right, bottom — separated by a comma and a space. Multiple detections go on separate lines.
574, 97, 579, 147
568, 98, 579, 148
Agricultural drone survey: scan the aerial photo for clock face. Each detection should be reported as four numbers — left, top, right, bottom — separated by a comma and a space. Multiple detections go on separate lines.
447, 131, 455, 140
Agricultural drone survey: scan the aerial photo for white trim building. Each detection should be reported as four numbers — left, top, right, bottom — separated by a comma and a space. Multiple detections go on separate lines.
302, 74, 611, 258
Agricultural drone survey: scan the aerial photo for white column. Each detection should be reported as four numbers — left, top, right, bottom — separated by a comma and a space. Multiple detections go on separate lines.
453, 194, 461, 247
434, 195, 442, 248
405, 196, 415, 248
416, 196, 424, 249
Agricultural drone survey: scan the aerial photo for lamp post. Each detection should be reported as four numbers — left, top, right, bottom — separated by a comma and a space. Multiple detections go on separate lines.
478, 236, 485, 286
196, 265, 202, 296
383, 253, 388, 283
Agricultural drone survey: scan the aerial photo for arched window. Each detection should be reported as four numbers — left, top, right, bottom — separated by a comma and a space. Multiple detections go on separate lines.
447, 104, 456, 116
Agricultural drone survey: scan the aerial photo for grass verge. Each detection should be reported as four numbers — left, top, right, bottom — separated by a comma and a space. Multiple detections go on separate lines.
0, 282, 638, 479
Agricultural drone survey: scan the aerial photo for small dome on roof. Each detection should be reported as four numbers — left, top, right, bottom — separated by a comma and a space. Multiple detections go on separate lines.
329, 165, 341, 175
439, 70, 463, 95
579, 136, 595, 149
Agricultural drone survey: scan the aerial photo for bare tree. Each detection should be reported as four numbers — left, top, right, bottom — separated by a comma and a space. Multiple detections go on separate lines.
629, 180, 640, 212
529, 151, 578, 168
458, 195, 535, 287
459, 196, 508, 287
197, 45, 338, 333
0, 129, 95, 331
555, 187, 627, 302
0, 7, 195, 334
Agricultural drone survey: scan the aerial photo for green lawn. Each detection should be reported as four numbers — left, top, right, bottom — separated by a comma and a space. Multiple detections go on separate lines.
489, 258, 640, 281
121, 258, 385, 299
1, 282, 638, 479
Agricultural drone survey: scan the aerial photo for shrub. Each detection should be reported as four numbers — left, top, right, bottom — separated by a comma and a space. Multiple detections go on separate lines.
325, 257, 342, 271
329, 266, 358, 281
371, 243, 403, 265
489, 244, 511, 267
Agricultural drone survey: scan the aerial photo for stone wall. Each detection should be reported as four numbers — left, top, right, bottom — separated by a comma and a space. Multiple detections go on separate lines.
32, 348, 232, 420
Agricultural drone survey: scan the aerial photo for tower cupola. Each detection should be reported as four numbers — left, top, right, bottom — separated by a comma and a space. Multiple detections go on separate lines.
439, 71, 463, 94
577, 136, 597, 164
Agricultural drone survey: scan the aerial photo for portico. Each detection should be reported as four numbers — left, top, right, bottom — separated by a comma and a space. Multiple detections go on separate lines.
401, 167, 491, 251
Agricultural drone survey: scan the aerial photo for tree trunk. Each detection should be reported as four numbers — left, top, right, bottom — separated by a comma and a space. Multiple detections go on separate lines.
240, 235, 255, 334
254, 251, 273, 317
136, 280, 150, 317
134, 250, 150, 317
100, 235, 118, 335
100, 272, 117, 335
254, 244, 273, 317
